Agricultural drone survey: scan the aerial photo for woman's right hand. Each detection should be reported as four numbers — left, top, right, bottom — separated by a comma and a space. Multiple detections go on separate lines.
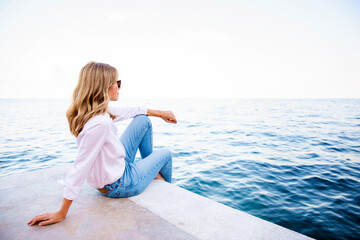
27, 211, 65, 226
160, 111, 177, 124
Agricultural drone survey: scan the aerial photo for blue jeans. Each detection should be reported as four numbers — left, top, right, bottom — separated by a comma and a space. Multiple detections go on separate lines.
102, 115, 172, 198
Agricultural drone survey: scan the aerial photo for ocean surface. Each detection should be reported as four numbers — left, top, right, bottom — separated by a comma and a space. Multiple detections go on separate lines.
0, 98, 359, 239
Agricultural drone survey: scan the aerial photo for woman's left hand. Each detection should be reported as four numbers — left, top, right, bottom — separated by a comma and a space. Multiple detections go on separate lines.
28, 211, 66, 226
161, 111, 177, 124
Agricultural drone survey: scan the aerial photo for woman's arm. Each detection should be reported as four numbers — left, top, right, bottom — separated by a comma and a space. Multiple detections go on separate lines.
28, 198, 73, 226
147, 109, 177, 124
28, 121, 107, 226
109, 105, 147, 122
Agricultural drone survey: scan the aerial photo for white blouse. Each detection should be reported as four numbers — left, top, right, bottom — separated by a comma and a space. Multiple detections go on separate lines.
58, 105, 147, 200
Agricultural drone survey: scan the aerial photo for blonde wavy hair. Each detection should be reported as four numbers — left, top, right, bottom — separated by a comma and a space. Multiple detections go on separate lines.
66, 61, 118, 137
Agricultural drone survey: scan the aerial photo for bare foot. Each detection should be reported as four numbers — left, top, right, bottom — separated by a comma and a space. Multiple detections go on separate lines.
154, 173, 165, 181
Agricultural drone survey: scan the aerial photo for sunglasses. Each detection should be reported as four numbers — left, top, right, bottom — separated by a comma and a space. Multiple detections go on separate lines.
117, 80, 122, 88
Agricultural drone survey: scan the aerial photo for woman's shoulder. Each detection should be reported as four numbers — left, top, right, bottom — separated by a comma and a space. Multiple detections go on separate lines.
82, 113, 111, 132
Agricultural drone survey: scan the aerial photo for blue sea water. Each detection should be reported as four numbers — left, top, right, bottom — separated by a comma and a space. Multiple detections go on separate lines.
0, 98, 359, 239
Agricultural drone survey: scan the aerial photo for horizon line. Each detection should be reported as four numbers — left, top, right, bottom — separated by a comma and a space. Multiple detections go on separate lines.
1, 97, 359, 100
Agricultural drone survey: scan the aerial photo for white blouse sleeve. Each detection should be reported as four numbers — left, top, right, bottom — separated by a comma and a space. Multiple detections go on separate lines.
109, 105, 147, 122
58, 122, 107, 200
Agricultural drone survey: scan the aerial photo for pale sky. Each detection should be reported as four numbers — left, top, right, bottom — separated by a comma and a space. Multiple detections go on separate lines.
0, 0, 359, 99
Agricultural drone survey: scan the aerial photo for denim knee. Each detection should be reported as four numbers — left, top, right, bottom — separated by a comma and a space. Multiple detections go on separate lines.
134, 115, 152, 129
159, 148, 172, 159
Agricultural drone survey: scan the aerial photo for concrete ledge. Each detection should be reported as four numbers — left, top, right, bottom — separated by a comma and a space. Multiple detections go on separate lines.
0, 165, 313, 240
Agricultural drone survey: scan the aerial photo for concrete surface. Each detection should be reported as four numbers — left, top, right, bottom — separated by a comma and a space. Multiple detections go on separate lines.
0, 165, 313, 240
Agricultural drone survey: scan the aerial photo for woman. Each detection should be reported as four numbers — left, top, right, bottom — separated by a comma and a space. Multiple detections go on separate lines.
28, 61, 177, 226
